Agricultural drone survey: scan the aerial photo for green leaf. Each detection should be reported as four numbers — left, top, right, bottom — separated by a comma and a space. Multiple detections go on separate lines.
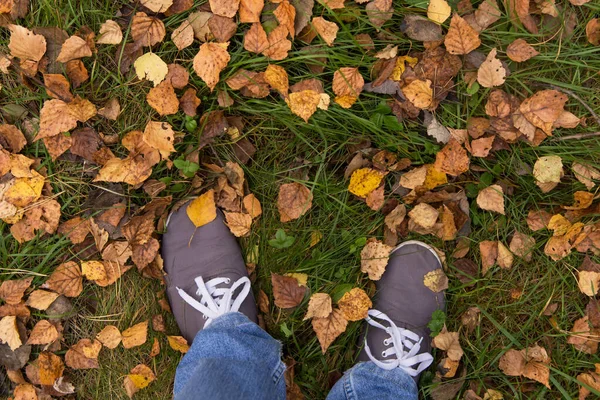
427, 309, 446, 337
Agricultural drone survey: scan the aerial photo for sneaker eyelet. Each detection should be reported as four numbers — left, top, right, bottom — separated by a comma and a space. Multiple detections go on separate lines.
226, 278, 231, 284
383, 339, 391, 346
202, 315, 208, 320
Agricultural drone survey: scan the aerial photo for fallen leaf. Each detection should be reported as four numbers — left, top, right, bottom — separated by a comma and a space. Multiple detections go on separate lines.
477, 48, 506, 88
304, 292, 332, 320
134, 52, 169, 87
167, 335, 190, 353
186, 190, 217, 229
0, 124, 27, 153
122, 321, 148, 349
499, 345, 550, 388
402, 79, 433, 109
476, 184, 505, 214
428, 0, 451, 24
210, 0, 239, 17
312, 308, 348, 353
360, 239, 392, 280
587, 19, 600, 46
38, 351, 64, 385
312, 17, 338, 46
497, 242, 513, 269
0, 316, 22, 350
131, 12, 166, 47
98, 98, 120, 120
385, 204, 406, 233
480, 240, 498, 274
432, 329, 463, 360
434, 138, 470, 176
242, 194, 262, 219
97, 20, 122, 45
13, 383, 38, 399
172, 21, 194, 51
572, 163, 600, 190
43, 74, 72, 101
146, 81, 179, 116
506, 38, 539, 62
8, 25, 47, 62
274, 0, 296, 38
25, 290, 59, 310
141, 0, 173, 13
264, 64, 289, 96
444, 14, 481, 55
277, 182, 313, 222
93, 156, 153, 186
286, 90, 321, 122
193, 42, 230, 92
56, 36, 92, 63
124, 364, 156, 399
223, 211, 252, 237
244, 22, 268, 53
424, 268, 449, 292
409, 203, 440, 230
509, 231, 535, 262
239, 0, 264, 23
348, 168, 384, 198
65, 338, 102, 369
520, 90, 568, 135
271, 273, 307, 308
43, 261, 82, 297
208, 15, 237, 43
96, 325, 121, 349
337, 288, 372, 321
470, 136, 494, 157
0, 277, 33, 305
533, 155, 563, 185
333, 67, 364, 108
579, 270, 600, 296
27, 320, 58, 345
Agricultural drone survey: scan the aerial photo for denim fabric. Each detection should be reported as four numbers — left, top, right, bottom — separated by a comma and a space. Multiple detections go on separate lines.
174, 312, 418, 400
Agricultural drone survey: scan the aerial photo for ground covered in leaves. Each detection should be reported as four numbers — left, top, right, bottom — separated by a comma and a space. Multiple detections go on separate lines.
1, 0, 600, 398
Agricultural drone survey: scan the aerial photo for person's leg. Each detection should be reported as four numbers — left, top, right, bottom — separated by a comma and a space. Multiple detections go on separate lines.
162, 202, 285, 400
327, 241, 445, 400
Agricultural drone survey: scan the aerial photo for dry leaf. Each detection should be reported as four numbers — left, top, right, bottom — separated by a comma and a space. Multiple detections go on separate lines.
141, 0, 173, 13
9, 25, 47, 62
271, 273, 307, 308
264, 64, 289, 96
264, 25, 293, 60
428, 0, 451, 24
274, 0, 296, 38
587, 19, 600, 46
134, 52, 168, 86
186, 190, 217, 228
333, 67, 364, 108
243, 193, 262, 218
432, 329, 463, 360
172, 20, 194, 51
26, 290, 59, 310
124, 364, 156, 399
93, 156, 153, 186
409, 203, 439, 230
423, 269, 449, 292
312, 17, 338, 46
65, 338, 102, 369
520, 90, 568, 135
167, 335, 190, 353
43, 261, 82, 297
0, 316, 22, 350
477, 48, 506, 88
179, 88, 201, 117
444, 14, 481, 55
193, 42, 230, 91
0, 277, 33, 305
480, 240, 498, 274
533, 155, 563, 185
403, 79, 433, 109
434, 138, 470, 176
210, 0, 240, 17
96, 325, 121, 349
497, 241, 513, 269
506, 38, 539, 62
476, 184, 505, 214
97, 20, 122, 45
509, 231, 535, 262
43, 74, 72, 101
244, 23, 268, 53
287, 90, 321, 122
240, 0, 264, 23
572, 163, 600, 190
360, 239, 392, 280
277, 182, 313, 222
312, 308, 348, 353
223, 211, 252, 237
56, 36, 92, 63
131, 12, 166, 47
147, 80, 179, 116
304, 292, 332, 320
38, 351, 64, 385
98, 98, 120, 120
385, 204, 406, 232
348, 168, 384, 198
27, 320, 60, 344
338, 288, 372, 321
470, 136, 494, 157
122, 321, 148, 349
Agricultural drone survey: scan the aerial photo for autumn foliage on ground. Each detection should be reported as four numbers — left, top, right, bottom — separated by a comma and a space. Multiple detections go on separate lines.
1, 0, 600, 398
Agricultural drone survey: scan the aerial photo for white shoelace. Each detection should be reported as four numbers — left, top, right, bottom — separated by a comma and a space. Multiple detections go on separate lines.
364, 309, 433, 376
176, 276, 251, 326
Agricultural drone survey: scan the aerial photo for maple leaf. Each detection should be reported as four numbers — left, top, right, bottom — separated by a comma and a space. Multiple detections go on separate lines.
272, 273, 307, 308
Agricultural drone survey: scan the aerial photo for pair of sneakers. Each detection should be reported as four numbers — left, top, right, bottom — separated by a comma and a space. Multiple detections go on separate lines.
162, 205, 445, 380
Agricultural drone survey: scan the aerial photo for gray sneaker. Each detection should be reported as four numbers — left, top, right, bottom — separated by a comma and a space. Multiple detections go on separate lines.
162, 202, 258, 343
358, 241, 446, 379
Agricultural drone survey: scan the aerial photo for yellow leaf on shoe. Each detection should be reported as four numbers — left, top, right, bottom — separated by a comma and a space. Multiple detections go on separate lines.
186, 189, 217, 228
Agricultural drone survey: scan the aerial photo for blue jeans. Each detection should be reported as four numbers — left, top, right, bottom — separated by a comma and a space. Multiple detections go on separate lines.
174, 312, 418, 400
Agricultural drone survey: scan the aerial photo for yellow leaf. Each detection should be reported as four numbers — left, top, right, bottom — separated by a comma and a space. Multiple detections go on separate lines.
167, 335, 190, 353
391, 55, 418, 81
186, 190, 217, 228
348, 168, 385, 198
284, 272, 308, 287
423, 268, 449, 292
338, 288, 372, 321
134, 53, 169, 87
428, 0, 451, 24
81, 260, 107, 281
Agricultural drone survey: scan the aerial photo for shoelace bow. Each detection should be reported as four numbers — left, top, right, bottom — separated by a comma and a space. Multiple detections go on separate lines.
364, 309, 433, 376
176, 276, 250, 326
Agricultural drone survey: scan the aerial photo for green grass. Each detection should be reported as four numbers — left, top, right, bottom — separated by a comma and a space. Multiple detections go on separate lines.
2, 0, 600, 398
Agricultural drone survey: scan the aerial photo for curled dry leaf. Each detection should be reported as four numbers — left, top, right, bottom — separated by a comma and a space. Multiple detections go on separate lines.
476, 184, 505, 214
97, 20, 122, 45
360, 239, 392, 280
338, 288, 372, 321
312, 308, 348, 353
506, 38, 539, 62
277, 182, 313, 222
348, 168, 384, 198
385, 204, 406, 232
499, 345, 551, 388
432, 329, 463, 361
122, 320, 148, 349
304, 292, 332, 320
271, 273, 307, 308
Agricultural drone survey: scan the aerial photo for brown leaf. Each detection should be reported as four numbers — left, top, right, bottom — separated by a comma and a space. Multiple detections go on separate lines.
208, 15, 237, 43
264, 64, 289, 96
65, 338, 101, 369
244, 23, 269, 53
97, 20, 123, 45
568, 316, 598, 354
312, 17, 338, 46
263, 25, 292, 60
520, 90, 567, 135
444, 14, 481, 55
586, 18, 600, 46
365, 184, 384, 211
42, 261, 82, 297
572, 163, 600, 190
402, 79, 433, 109
480, 240, 498, 274
476, 184, 504, 214
147, 80, 179, 116
193, 42, 230, 91
122, 320, 148, 349
409, 203, 439, 230
271, 273, 307, 308
240, 0, 264, 23
210, 0, 239, 17
141, 0, 173, 13
477, 48, 506, 88
56, 36, 92, 63
43, 74, 72, 101
432, 329, 463, 360
434, 138, 470, 176
131, 12, 166, 47
8, 24, 47, 62
303, 292, 332, 320
124, 364, 156, 398
0, 124, 27, 153
277, 182, 313, 222
164, 64, 189, 90
98, 98, 120, 120
96, 325, 121, 349
384, 203, 406, 233
509, 231, 535, 262
338, 288, 372, 321
332, 67, 364, 108
25, 290, 59, 310
179, 88, 201, 117
506, 38, 539, 62
223, 211, 252, 237
360, 239, 392, 280
38, 351, 64, 385
274, 0, 296, 38
312, 308, 348, 353
0, 277, 33, 305
243, 193, 262, 218
497, 241, 513, 269
0, 315, 22, 350
27, 320, 59, 345
470, 135, 494, 157
287, 90, 321, 122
